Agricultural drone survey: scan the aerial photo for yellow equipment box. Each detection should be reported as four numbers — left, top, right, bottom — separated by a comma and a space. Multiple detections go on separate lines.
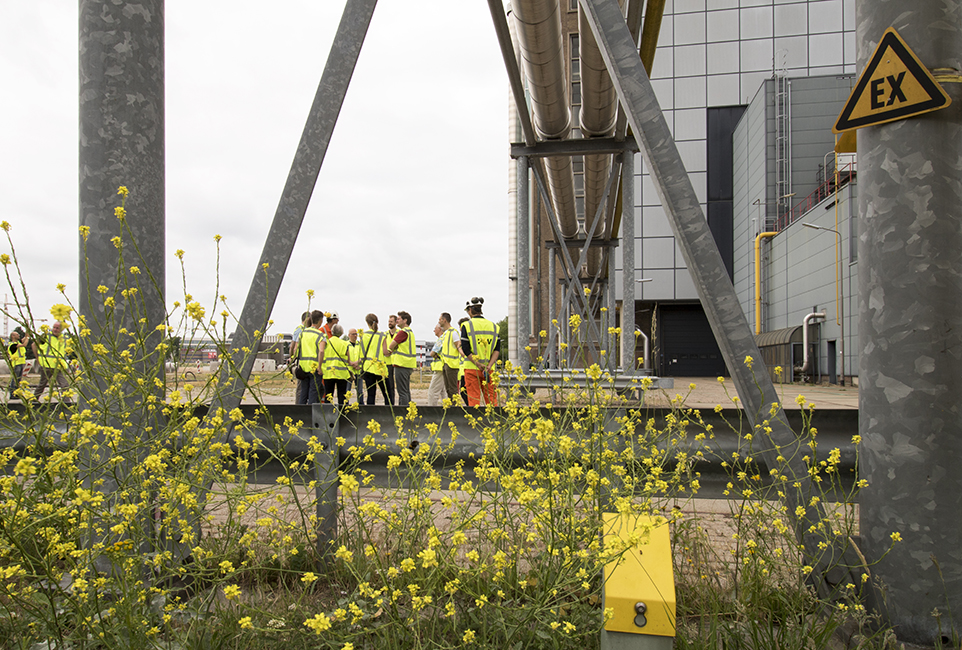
602, 513, 676, 637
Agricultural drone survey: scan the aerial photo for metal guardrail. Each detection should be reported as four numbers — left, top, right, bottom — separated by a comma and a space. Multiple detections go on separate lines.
0, 403, 859, 498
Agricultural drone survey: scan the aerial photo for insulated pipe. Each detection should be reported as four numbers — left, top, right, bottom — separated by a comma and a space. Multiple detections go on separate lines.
512, 0, 578, 238
796, 312, 825, 375
753, 231, 777, 334
579, 0, 625, 276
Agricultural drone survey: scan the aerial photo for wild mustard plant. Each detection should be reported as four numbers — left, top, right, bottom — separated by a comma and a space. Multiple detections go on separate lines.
0, 193, 903, 648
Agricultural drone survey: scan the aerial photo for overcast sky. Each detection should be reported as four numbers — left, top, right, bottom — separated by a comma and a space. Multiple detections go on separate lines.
0, 1, 511, 343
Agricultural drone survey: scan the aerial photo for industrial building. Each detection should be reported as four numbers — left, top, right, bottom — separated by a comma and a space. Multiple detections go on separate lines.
507, 0, 859, 381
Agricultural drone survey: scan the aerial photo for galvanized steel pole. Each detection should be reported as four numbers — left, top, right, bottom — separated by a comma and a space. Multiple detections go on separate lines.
620, 149, 635, 373
548, 247, 557, 368
580, 0, 862, 603
607, 245, 616, 372
857, 2, 962, 643
210, 0, 377, 411
79, 0, 165, 341
517, 156, 530, 370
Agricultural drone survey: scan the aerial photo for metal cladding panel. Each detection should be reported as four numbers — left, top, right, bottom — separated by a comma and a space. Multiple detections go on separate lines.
740, 6, 774, 40
775, 3, 807, 37
706, 9, 738, 44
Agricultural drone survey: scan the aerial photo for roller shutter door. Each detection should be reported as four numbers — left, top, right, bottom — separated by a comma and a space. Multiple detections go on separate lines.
660, 304, 726, 377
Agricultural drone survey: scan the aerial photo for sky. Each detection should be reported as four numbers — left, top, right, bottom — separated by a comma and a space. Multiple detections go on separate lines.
0, 1, 511, 343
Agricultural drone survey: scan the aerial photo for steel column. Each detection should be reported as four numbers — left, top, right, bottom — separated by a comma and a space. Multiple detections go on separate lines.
210, 0, 377, 412
79, 0, 166, 571
517, 156, 531, 370
530, 164, 607, 361
580, 0, 856, 600
548, 247, 557, 368
857, 2, 962, 643
607, 247, 617, 372
620, 150, 635, 373
79, 0, 166, 355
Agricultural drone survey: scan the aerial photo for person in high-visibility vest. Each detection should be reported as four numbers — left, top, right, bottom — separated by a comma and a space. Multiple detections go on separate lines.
347, 328, 364, 405
32, 321, 71, 402
385, 314, 398, 405
360, 313, 391, 406
456, 317, 469, 405
383, 310, 416, 407
298, 310, 326, 405
426, 323, 446, 406
460, 297, 499, 407
290, 310, 311, 405
6, 330, 29, 400
437, 312, 461, 401
319, 323, 351, 405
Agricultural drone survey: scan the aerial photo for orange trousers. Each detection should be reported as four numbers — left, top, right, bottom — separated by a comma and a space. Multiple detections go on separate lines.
463, 369, 498, 407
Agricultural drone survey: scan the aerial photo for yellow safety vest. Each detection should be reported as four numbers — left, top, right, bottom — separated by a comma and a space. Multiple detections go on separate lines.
37, 334, 67, 370
348, 341, 362, 376
298, 327, 323, 374
430, 344, 443, 372
461, 317, 498, 371
361, 330, 387, 377
440, 327, 460, 369
322, 336, 351, 380
9, 342, 25, 367
392, 327, 417, 369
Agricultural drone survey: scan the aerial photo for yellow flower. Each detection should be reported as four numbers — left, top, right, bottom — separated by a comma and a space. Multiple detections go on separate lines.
214, 234, 222, 242
114, 206, 126, 220
301, 572, 318, 583
890, 532, 902, 542
175, 249, 185, 260
185, 301, 205, 321
0, 254, 10, 266
334, 546, 353, 563
585, 364, 602, 381
304, 613, 331, 634
262, 262, 269, 270
117, 185, 129, 197
744, 355, 754, 368
238, 616, 253, 629
129, 266, 140, 275
0, 221, 10, 231
223, 584, 242, 600
462, 629, 476, 644
50, 304, 71, 320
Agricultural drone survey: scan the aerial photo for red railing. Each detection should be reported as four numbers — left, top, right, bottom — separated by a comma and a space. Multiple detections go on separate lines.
775, 161, 857, 231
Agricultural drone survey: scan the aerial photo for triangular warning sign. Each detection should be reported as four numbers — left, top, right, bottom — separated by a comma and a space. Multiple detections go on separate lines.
834, 28, 951, 133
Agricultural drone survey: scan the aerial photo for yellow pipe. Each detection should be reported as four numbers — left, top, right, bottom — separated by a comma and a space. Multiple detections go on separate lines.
639, 0, 666, 76
754, 232, 778, 334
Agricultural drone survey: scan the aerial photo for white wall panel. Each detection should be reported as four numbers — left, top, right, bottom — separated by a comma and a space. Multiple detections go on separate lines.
740, 6, 773, 40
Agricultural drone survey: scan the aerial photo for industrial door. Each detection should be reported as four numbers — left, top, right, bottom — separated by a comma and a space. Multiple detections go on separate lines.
660, 304, 726, 377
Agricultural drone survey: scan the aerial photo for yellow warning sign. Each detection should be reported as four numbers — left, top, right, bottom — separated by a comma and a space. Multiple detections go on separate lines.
834, 28, 951, 133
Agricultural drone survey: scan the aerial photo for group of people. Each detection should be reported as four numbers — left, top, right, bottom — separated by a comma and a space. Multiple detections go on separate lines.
291, 297, 500, 408
5, 321, 72, 402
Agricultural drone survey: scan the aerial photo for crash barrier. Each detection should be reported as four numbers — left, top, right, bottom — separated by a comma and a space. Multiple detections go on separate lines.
0, 403, 859, 533
601, 514, 675, 650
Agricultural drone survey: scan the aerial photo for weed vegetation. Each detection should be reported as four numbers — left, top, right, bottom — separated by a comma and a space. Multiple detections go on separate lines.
0, 193, 905, 649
